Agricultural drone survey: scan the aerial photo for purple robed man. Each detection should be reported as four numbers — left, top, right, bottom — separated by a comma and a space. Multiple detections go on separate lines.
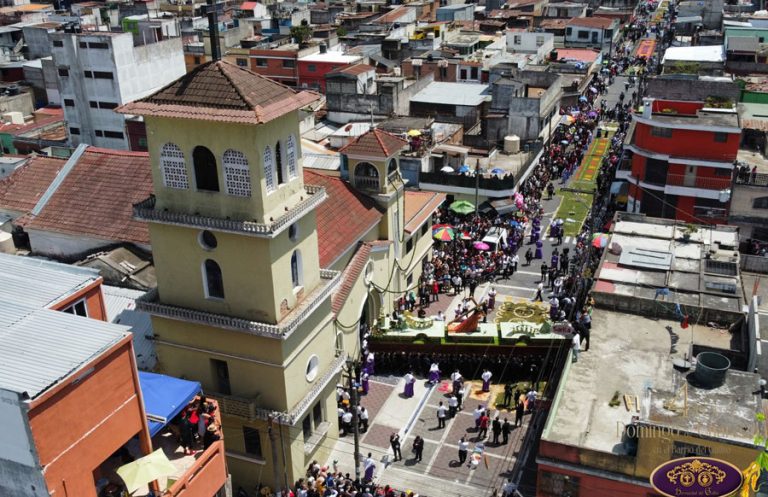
428, 363, 440, 384
404, 372, 415, 398
362, 373, 370, 395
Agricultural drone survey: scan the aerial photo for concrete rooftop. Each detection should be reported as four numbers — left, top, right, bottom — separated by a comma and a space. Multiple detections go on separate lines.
541, 309, 760, 454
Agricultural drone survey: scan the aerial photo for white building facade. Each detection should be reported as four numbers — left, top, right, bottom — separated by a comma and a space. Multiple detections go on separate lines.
51, 31, 185, 150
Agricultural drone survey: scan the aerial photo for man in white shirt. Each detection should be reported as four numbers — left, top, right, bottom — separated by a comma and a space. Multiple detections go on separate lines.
473, 405, 485, 429
447, 394, 458, 418
341, 409, 353, 436
458, 436, 469, 465
526, 389, 537, 412
572, 331, 581, 362
511, 254, 519, 275
360, 406, 369, 433
501, 478, 518, 497
437, 401, 447, 428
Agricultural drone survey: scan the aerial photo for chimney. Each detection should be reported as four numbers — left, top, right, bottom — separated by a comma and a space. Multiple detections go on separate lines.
206, 0, 221, 62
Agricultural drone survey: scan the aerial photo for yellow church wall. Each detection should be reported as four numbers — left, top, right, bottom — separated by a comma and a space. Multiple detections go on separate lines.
280, 315, 337, 410
153, 318, 289, 408
285, 382, 340, 483
145, 113, 305, 225
149, 209, 321, 324
149, 223, 276, 322
270, 210, 322, 320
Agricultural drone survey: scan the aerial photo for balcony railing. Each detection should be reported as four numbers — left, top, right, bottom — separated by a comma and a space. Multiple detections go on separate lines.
133, 185, 327, 239
165, 398, 227, 497
137, 268, 341, 340
354, 175, 380, 191
735, 172, 768, 188
665, 173, 732, 190
420, 171, 516, 191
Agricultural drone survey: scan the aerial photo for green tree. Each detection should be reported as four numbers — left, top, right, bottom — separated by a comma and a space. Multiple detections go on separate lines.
290, 20, 312, 44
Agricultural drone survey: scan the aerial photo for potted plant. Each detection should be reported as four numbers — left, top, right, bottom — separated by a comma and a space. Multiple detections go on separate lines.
682, 223, 698, 242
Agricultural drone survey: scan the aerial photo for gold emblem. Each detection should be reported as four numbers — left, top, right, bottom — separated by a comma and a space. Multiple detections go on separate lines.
666, 459, 727, 488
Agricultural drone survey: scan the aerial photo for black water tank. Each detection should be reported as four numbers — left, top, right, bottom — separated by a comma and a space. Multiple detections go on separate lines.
694, 352, 730, 388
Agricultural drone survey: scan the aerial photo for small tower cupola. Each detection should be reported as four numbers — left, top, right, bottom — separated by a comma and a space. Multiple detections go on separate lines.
339, 128, 408, 196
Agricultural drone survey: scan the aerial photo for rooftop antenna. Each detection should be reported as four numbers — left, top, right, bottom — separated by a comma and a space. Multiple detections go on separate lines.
206, 0, 221, 62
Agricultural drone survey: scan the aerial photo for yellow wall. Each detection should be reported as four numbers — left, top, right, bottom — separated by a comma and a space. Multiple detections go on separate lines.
149, 209, 320, 324
146, 114, 305, 225
635, 430, 760, 479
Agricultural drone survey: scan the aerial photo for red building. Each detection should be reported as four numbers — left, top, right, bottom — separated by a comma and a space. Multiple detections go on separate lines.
249, 46, 301, 87
0, 253, 229, 497
297, 51, 363, 92
619, 97, 741, 223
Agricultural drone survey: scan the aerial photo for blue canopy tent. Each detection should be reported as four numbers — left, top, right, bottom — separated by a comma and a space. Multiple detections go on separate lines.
139, 371, 201, 437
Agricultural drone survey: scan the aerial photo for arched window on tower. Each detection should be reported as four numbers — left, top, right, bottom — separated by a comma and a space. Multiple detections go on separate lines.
203, 259, 225, 299
286, 135, 297, 179
193, 146, 220, 192
291, 250, 302, 289
160, 143, 189, 189
275, 141, 285, 185
387, 158, 398, 179
264, 145, 275, 193
223, 149, 252, 197
354, 162, 379, 190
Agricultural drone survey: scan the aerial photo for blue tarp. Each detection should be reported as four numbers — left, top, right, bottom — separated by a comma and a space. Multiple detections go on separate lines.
139, 371, 201, 437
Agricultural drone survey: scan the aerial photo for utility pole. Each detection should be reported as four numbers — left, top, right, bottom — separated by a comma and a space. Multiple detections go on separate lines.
474, 164, 480, 219
346, 359, 361, 482
268, 414, 283, 496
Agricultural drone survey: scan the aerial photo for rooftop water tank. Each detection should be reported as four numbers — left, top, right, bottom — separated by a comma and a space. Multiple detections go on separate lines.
694, 352, 730, 388
504, 135, 520, 154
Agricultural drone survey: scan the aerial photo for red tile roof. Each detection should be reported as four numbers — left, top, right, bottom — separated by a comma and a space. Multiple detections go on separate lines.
0, 155, 64, 214
374, 6, 410, 24
118, 60, 320, 125
328, 63, 375, 76
338, 129, 408, 159
15, 147, 153, 245
331, 242, 372, 314
566, 16, 614, 29
403, 190, 445, 234
0, 107, 64, 137
305, 170, 383, 267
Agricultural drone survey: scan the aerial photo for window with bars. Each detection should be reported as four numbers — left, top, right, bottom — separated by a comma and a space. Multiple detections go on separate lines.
264, 146, 276, 193
160, 143, 189, 189
223, 149, 252, 197
286, 135, 297, 179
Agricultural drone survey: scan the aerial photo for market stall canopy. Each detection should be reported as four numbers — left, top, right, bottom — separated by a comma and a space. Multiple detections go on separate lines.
139, 371, 201, 436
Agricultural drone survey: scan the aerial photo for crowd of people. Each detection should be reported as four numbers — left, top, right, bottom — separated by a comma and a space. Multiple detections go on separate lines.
267, 4, 675, 497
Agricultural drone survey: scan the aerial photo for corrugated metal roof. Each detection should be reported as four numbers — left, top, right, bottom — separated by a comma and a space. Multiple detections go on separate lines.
0, 309, 128, 398
103, 286, 156, 371
618, 246, 673, 270
303, 153, 341, 171
410, 82, 491, 107
0, 254, 99, 308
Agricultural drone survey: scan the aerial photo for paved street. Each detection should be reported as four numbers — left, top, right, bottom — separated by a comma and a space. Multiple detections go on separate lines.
324, 71, 635, 496
328, 377, 532, 497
